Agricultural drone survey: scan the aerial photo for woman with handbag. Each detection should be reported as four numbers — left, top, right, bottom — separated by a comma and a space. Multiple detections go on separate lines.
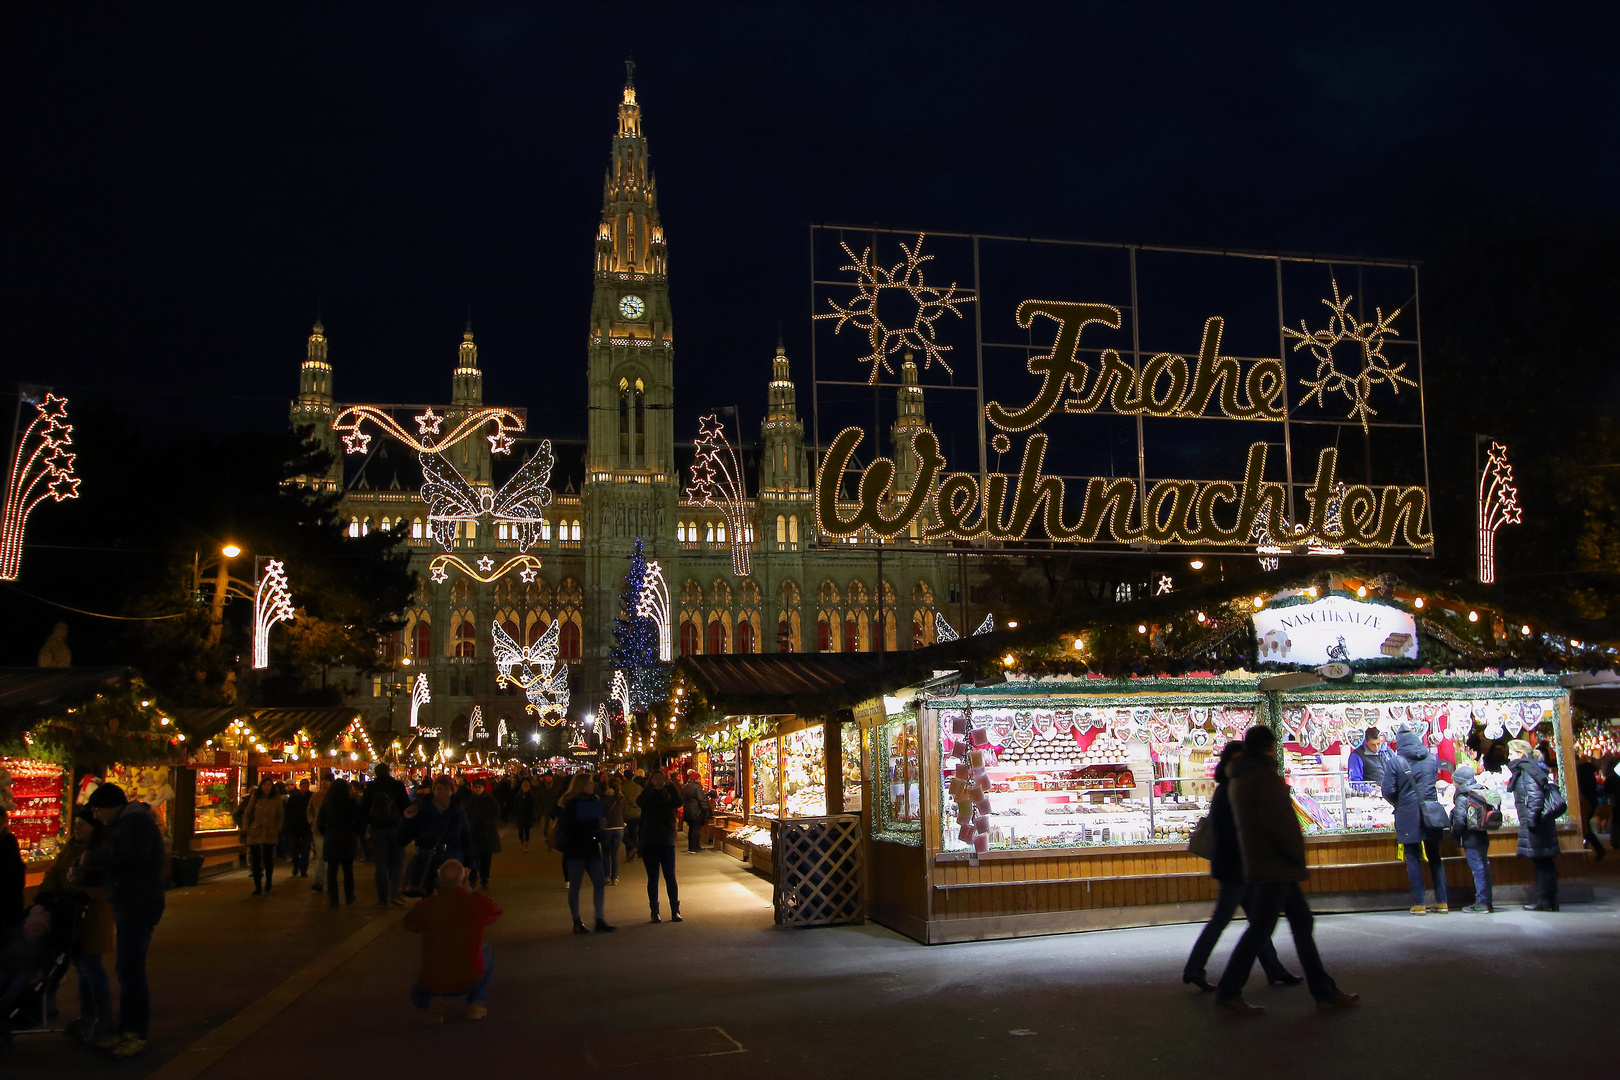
1509, 739, 1562, 911
1182, 742, 1298, 992
1381, 728, 1448, 915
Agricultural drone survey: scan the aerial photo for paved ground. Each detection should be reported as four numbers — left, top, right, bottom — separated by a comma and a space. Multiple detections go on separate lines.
7, 835, 1617, 1078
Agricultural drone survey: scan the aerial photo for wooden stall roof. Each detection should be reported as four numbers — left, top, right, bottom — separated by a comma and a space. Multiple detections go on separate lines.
170, 705, 361, 743
678, 653, 951, 717
0, 665, 127, 712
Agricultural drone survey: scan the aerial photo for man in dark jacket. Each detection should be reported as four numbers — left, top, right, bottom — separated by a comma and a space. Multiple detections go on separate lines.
1346, 727, 1391, 786
0, 810, 23, 931
1215, 726, 1358, 1015
284, 780, 314, 879
1508, 740, 1561, 911
681, 771, 710, 854
1382, 728, 1448, 914
362, 763, 411, 907
635, 768, 683, 923
401, 776, 475, 893
76, 783, 166, 1058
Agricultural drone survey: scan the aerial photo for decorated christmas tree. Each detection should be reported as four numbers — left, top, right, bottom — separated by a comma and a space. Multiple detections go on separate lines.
609, 537, 668, 709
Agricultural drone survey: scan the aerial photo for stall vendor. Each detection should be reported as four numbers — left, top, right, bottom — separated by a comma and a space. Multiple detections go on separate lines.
1347, 728, 1393, 785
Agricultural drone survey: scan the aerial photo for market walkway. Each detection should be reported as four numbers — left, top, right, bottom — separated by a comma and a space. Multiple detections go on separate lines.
7, 838, 1617, 1078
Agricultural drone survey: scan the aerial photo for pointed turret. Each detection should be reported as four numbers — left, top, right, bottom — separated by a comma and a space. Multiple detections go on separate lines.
892, 353, 931, 505
453, 322, 482, 406
299, 320, 332, 402
290, 319, 342, 490
596, 64, 665, 278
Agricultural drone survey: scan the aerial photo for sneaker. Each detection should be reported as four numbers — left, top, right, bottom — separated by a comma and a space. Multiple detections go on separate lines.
96, 1032, 126, 1052
1460, 903, 1491, 913
109, 1035, 148, 1058
1408, 904, 1427, 915
1427, 903, 1448, 914
391, 896, 407, 907
466, 1005, 488, 1021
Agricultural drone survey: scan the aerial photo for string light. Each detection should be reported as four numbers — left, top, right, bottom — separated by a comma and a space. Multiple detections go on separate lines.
330, 404, 524, 457
636, 559, 672, 662
610, 669, 631, 725
1, 393, 80, 581
251, 558, 295, 669
409, 672, 430, 729
1468, 610, 1479, 623
1196, 611, 1207, 623
1413, 597, 1424, 608
492, 620, 570, 723
420, 440, 555, 552
687, 414, 752, 577
1356, 585, 1368, 598
1477, 441, 1521, 584
814, 233, 974, 383
1189, 559, 1204, 570
1520, 625, 1532, 636
1284, 279, 1415, 433
427, 553, 542, 584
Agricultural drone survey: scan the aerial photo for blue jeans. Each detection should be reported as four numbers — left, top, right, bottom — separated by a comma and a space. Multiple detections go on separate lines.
114, 911, 159, 1038
1216, 883, 1339, 1004
1402, 827, 1447, 905
642, 844, 678, 909
77, 952, 111, 1010
602, 828, 624, 881
371, 828, 403, 903
411, 944, 492, 1008
1184, 878, 1288, 982
1464, 847, 1492, 906
565, 856, 605, 922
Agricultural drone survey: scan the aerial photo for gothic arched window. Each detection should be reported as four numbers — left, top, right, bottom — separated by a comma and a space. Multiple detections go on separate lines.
634, 378, 645, 467
707, 619, 728, 655
560, 621, 581, 660
737, 620, 756, 654
414, 619, 432, 660
680, 620, 700, 656
619, 377, 631, 467
776, 515, 787, 546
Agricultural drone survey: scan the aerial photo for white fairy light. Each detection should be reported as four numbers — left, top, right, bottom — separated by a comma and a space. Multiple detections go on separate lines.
420, 440, 555, 552
687, 414, 752, 577
933, 611, 959, 643
492, 620, 570, 723
427, 553, 542, 585
973, 613, 994, 635
251, 559, 295, 669
611, 669, 631, 724
1284, 279, 1415, 433
1, 393, 81, 581
409, 672, 431, 729
637, 559, 673, 662
331, 404, 524, 457
1477, 441, 1521, 584
815, 233, 975, 383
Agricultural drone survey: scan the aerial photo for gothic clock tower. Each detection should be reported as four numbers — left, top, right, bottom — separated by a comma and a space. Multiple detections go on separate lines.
582, 61, 678, 702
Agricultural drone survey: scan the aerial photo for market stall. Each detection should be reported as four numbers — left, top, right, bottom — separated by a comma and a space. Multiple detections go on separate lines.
865, 670, 1585, 944
2, 755, 69, 888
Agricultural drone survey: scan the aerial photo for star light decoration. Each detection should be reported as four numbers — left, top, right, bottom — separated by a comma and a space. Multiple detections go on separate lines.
636, 559, 672, 662
251, 559, 296, 669
409, 672, 431, 729
493, 620, 571, 723
815, 233, 975, 384
1283, 279, 1416, 433
1477, 441, 1522, 584
687, 414, 752, 577
427, 553, 542, 585
1, 393, 81, 581
332, 404, 524, 457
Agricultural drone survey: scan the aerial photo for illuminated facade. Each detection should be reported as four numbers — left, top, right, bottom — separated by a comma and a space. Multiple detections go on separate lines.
292, 71, 974, 738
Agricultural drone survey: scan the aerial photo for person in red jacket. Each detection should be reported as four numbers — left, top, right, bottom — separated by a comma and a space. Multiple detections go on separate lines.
403, 859, 501, 1023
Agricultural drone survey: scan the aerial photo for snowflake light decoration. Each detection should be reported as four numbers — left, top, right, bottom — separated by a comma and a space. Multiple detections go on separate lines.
251, 558, 296, 669
2, 393, 81, 581
815, 233, 975, 383
1283, 279, 1416, 433
493, 620, 570, 723
1477, 441, 1521, 584
409, 672, 431, 729
687, 414, 752, 577
637, 559, 673, 662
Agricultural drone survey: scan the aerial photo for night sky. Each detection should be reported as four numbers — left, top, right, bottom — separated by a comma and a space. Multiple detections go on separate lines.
5, 2, 1617, 446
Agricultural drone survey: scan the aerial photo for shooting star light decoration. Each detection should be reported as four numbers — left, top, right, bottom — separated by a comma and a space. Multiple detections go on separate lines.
1477, 441, 1521, 584
610, 669, 631, 723
251, 559, 295, 669
688, 415, 752, 577
1, 393, 81, 581
409, 672, 430, 729
637, 559, 672, 662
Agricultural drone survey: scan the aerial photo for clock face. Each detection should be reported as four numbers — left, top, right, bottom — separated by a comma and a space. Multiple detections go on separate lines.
618, 294, 646, 320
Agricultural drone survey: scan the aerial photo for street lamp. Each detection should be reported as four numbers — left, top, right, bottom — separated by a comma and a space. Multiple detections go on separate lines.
197, 542, 255, 646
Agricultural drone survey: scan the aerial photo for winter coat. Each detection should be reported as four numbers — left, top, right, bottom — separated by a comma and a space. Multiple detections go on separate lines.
1226, 753, 1308, 884
401, 797, 474, 865
36, 837, 113, 955
635, 783, 683, 847
1347, 743, 1391, 786
601, 791, 626, 830
513, 789, 537, 827
316, 792, 365, 863
466, 793, 502, 854
361, 773, 411, 831
284, 790, 313, 836
1510, 756, 1561, 859
1207, 779, 1244, 883
537, 781, 563, 820
1447, 767, 1494, 853
621, 778, 643, 820
0, 833, 23, 929
681, 780, 710, 825
79, 802, 167, 923
1381, 730, 1441, 844
558, 795, 605, 860
241, 790, 286, 845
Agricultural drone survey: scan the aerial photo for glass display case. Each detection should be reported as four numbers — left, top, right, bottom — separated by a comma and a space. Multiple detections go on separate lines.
750, 737, 779, 817
781, 726, 826, 817
874, 712, 923, 841
2, 757, 66, 862
195, 766, 242, 833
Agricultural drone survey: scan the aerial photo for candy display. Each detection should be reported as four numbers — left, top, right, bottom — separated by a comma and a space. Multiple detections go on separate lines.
195, 766, 242, 832
0, 758, 66, 861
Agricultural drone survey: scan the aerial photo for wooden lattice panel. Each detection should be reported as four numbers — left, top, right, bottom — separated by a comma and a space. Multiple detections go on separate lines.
771, 814, 866, 928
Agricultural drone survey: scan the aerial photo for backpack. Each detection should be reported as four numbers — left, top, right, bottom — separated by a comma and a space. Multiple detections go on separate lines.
369, 786, 401, 827
547, 804, 573, 852
1461, 789, 1504, 832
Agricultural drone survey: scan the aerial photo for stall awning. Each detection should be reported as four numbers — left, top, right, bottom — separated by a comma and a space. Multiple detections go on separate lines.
250, 708, 360, 744
678, 654, 946, 716
0, 666, 127, 712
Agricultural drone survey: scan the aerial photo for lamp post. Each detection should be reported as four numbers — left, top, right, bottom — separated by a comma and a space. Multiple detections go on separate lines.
197, 542, 255, 647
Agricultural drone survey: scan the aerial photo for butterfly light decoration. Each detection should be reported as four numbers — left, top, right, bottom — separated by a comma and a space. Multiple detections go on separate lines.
492, 619, 571, 722
419, 439, 555, 551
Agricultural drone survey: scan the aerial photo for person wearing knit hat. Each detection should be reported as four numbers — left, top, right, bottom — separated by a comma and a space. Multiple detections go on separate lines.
1449, 765, 1499, 912
1508, 740, 1561, 911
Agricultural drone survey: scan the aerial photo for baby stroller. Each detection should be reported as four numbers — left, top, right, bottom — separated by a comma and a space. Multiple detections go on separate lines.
2, 890, 90, 1042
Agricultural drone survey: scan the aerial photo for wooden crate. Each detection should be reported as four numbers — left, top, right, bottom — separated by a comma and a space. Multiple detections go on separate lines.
771, 814, 866, 928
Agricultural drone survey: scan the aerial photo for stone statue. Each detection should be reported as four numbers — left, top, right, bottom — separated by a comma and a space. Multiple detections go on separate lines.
37, 622, 71, 668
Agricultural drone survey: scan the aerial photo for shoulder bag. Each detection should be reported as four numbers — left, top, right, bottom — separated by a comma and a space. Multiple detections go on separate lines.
1396, 757, 1451, 835
1188, 814, 1214, 860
